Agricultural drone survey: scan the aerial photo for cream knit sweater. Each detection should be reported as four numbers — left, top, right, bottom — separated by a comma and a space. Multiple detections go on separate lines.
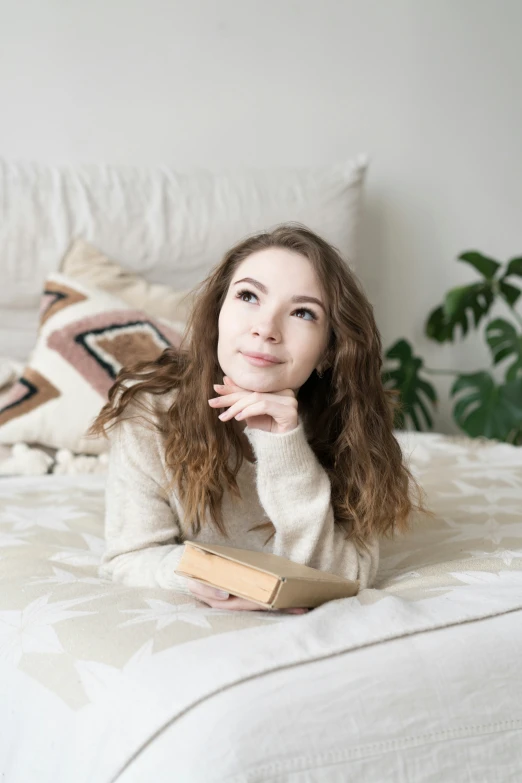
100, 390, 380, 595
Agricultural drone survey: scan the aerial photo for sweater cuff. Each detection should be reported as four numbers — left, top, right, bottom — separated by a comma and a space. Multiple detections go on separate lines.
244, 421, 316, 475
157, 545, 192, 595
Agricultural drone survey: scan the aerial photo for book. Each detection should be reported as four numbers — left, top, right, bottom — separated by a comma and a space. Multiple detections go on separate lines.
175, 541, 360, 610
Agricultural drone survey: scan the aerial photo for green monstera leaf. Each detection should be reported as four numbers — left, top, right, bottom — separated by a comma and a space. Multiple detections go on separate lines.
426, 281, 495, 342
425, 251, 516, 344
499, 256, 522, 307
485, 318, 522, 381
504, 255, 522, 279
458, 251, 501, 279
451, 371, 522, 441
382, 339, 437, 431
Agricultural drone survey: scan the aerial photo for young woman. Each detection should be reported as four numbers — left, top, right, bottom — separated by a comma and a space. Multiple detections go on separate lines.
91, 223, 427, 614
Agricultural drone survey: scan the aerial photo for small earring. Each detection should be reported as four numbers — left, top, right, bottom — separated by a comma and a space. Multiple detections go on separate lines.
317, 367, 324, 378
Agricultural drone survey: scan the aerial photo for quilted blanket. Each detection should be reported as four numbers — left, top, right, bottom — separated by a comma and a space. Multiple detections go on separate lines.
1, 431, 521, 782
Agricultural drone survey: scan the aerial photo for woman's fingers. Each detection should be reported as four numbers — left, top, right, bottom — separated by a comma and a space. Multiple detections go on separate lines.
185, 579, 230, 600
201, 597, 305, 612
215, 600, 309, 613
189, 593, 268, 611
186, 581, 310, 613
208, 392, 243, 409
213, 395, 293, 421
220, 597, 268, 611
284, 608, 310, 614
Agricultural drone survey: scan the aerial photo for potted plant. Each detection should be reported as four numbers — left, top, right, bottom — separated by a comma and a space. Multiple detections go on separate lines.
382, 251, 522, 444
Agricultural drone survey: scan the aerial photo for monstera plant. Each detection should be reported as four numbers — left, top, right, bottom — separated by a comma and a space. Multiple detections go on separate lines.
382, 251, 522, 444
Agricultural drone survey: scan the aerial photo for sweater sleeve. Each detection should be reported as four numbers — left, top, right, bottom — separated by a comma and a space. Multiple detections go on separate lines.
244, 421, 380, 589
100, 402, 191, 596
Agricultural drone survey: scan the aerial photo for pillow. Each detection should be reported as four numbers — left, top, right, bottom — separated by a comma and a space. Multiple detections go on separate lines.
61, 238, 195, 323
0, 273, 183, 454
0, 357, 23, 391
0, 155, 368, 360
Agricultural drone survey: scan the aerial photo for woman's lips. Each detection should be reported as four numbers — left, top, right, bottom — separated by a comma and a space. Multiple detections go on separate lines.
241, 352, 282, 367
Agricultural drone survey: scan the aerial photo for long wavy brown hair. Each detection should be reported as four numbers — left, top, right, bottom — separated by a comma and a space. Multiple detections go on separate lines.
90, 222, 430, 554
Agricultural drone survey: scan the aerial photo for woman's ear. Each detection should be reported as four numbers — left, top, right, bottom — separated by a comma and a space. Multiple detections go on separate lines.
315, 356, 331, 377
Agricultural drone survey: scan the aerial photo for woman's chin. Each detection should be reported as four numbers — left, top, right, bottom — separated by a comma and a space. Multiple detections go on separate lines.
231, 369, 284, 393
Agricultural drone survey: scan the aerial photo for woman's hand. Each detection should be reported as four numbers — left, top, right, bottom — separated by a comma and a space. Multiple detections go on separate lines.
208, 376, 298, 433
186, 578, 309, 614
203, 376, 307, 612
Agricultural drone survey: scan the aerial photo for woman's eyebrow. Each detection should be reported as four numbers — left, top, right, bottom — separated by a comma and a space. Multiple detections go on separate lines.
233, 277, 326, 312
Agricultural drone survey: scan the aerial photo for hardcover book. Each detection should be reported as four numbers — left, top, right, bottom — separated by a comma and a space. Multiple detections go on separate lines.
175, 541, 360, 610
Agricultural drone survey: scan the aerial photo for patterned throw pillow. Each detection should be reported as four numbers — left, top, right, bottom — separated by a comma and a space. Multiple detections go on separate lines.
60, 238, 196, 324
0, 273, 184, 454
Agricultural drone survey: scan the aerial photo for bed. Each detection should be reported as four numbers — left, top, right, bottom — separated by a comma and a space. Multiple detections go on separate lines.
1, 159, 521, 782
1, 430, 521, 781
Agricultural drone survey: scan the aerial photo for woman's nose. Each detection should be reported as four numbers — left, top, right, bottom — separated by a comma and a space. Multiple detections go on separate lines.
251, 321, 281, 341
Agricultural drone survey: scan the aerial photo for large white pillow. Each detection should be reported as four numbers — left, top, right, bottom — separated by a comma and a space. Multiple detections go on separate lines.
0, 155, 368, 360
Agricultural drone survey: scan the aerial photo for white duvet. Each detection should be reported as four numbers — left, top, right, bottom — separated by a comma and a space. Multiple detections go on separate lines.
1, 431, 522, 782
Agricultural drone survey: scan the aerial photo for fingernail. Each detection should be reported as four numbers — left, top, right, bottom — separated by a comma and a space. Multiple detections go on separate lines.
218, 412, 227, 420
214, 590, 229, 599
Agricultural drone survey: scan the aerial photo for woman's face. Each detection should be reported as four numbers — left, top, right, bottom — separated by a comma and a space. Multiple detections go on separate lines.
217, 247, 330, 394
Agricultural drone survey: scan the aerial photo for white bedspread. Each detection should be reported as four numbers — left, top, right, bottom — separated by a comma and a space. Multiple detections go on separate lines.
1, 431, 522, 782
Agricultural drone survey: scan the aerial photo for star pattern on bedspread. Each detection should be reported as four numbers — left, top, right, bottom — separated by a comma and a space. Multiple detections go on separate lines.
118, 598, 215, 631
5, 503, 85, 533
463, 547, 522, 566
0, 594, 101, 666
442, 517, 522, 545
0, 433, 521, 709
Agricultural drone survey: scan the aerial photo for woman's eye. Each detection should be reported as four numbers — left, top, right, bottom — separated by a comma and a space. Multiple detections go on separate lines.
235, 289, 317, 321
236, 289, 257, 304
294, 308, 317, 321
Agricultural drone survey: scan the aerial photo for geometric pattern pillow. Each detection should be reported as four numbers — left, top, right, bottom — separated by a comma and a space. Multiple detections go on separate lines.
60, 238, 196, 325
0, 273, 183, 454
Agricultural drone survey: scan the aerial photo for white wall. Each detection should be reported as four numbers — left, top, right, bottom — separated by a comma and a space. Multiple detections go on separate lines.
1, 0, 521, 434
